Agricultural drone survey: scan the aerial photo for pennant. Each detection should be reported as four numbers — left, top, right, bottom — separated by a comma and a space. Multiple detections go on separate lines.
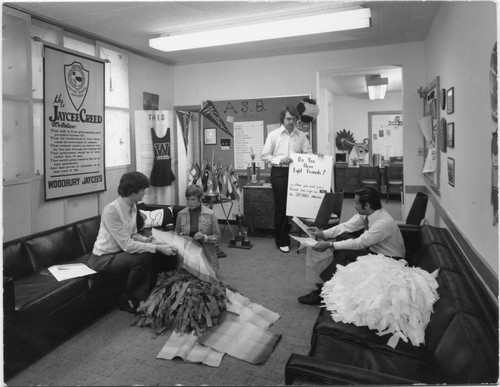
200, 100, 233, 138
176, 110, 190, 153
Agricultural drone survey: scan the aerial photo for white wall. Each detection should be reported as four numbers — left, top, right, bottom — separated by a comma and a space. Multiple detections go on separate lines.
424, 1, 498, 273
174, 41, 426, 218
333, 92, 403, 148
2, 39, 175, 240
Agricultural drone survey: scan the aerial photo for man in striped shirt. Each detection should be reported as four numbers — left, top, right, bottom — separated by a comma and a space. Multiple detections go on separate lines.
90, 172, 178, 314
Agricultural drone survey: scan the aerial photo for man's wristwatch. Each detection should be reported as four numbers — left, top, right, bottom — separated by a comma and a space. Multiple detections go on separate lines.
329, 241, 335, 249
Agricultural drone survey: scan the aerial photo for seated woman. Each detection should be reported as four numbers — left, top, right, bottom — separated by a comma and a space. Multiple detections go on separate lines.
174, 184, 222, 273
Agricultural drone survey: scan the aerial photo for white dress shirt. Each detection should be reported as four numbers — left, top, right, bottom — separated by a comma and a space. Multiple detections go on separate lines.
323, 208, 406, 258
93, 196, 157, 255
261, 125, 312, 166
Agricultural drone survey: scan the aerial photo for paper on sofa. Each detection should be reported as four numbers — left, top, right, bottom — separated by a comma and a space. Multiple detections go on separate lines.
48, 263, 97, 281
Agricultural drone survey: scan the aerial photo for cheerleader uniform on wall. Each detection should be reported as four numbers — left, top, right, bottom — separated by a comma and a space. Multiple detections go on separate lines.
150, 127, 176, 187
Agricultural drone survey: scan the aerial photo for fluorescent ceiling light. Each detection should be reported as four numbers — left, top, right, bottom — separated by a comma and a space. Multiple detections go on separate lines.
366, 75, 388, 100
150, 7, 371, 52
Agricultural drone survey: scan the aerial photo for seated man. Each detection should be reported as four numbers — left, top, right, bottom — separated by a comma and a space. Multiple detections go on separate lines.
298, 187, 405, 305
89, 171, 178, 314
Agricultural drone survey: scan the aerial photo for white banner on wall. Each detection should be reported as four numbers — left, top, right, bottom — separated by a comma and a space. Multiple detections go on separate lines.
44, 44, 106, 200
233, 120, 265, 170
286, 153, 333, 218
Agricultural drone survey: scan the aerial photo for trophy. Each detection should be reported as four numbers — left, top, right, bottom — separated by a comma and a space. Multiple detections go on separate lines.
246, 147, 262, 185
228, 213, 252, 249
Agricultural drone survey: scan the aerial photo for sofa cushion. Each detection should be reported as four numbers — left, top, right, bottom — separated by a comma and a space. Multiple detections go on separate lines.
139, 208, 174, 229
24, 227, 85, 271
414, 244, 457, 273
431, 312, 499, 384
309, 332, 432, 382
3, 241, 33, 280
74, 216, 101, 253
14, 268, 92, 316
313, 308, 425, 359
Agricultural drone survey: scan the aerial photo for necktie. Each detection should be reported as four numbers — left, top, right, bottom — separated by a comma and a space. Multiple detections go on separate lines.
364, 216, 369, 231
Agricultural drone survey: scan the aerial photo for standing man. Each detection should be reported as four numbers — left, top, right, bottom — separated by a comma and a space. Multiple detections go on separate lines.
262, 106, 312, 253
89, 171, 178, 314
298, 187, 406, 305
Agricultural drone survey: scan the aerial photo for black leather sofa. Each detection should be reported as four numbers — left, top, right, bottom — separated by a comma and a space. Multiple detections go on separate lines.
285, 224, 499, 384
3, 203, 183, 380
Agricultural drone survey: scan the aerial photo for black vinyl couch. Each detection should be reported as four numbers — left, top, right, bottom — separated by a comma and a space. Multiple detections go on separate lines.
285, 224, 499, 384
3, 203, 182, 380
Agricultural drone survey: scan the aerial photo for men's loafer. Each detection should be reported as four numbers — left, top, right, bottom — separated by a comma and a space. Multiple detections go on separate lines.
298, 288, 322, 305
279, 246, 290, 253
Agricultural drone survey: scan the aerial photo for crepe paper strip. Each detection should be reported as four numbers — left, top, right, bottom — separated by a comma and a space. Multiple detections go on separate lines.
321, 254, 439, 347
198, 312, 282, 365
136, 268, 228, 335
157, 330, 224, 368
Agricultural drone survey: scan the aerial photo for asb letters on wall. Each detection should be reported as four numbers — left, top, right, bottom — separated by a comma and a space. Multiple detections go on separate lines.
44, 44, 106, 200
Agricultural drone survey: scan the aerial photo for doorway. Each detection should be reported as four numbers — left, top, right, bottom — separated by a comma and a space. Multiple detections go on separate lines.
317, 65, 404, 218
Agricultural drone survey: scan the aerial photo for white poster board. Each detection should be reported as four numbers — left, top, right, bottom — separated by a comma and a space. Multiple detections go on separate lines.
44, 45, 106, 200
286, 153, 333, 218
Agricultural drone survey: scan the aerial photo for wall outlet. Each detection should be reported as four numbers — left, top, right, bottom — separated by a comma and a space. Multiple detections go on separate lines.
417, 147, 424, 156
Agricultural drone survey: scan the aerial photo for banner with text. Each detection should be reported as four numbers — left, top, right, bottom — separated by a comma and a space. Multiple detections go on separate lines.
286, 153, 333, 218
44, 45, 105, 200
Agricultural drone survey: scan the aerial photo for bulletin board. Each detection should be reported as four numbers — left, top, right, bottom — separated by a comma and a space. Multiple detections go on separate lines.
201, 95, 312, 174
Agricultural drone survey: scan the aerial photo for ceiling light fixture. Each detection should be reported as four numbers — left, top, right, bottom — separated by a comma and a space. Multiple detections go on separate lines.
366, 75, 389, 100
149, 7, 371, 52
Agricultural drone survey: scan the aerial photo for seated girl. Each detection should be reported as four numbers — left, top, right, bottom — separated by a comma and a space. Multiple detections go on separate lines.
174, 184, 222, 273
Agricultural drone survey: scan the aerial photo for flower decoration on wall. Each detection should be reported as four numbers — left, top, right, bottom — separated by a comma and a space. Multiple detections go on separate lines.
336, 129, 356, 152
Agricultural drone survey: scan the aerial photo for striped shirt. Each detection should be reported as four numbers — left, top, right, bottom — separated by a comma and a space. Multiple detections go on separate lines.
92, 196, 157, 256
324, 208, 406, 258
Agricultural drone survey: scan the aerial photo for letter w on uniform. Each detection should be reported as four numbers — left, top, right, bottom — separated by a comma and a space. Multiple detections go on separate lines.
154, 143, 171, 159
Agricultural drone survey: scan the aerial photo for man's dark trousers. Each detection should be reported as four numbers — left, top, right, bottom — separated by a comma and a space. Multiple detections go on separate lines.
270, 166, 291, 248
318, 231, 369, 282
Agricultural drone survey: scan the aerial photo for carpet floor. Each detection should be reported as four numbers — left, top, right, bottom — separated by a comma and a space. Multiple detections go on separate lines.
6, 197, 402, 386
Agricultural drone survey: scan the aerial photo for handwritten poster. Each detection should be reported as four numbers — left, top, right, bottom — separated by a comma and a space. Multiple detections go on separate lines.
44, 45, 105, 200
286, 153, 333, 218
233, 121, 264, 170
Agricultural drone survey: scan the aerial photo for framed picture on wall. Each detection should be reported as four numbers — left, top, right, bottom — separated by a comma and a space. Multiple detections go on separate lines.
447, 87, 454, 114
447, 122, 455, 148
204, 128, 217, 145
447, 157, 455, 187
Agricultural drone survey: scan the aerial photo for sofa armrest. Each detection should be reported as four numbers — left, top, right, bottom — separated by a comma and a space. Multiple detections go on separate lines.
285, 353, 420, 385
3, 276, 15, 314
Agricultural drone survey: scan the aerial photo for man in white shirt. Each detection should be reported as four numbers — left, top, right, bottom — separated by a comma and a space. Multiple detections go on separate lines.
90, 172, 178, 313
262, 106, 312, 253
298, 187, 405, 305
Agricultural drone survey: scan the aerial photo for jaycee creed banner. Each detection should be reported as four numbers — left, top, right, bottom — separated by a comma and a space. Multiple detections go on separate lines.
44, 45, 106, 200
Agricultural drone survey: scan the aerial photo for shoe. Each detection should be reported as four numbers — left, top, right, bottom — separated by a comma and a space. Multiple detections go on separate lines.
118, 296, 139, 314
279, 246, 290, 253
298, 288, 322, 305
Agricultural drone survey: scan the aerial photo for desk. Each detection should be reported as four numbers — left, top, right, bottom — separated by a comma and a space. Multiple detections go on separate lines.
243, 184, 275, 235
334, 166, 387, 194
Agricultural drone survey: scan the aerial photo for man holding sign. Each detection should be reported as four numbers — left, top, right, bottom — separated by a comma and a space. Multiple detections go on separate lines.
262, 106, 312, 253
